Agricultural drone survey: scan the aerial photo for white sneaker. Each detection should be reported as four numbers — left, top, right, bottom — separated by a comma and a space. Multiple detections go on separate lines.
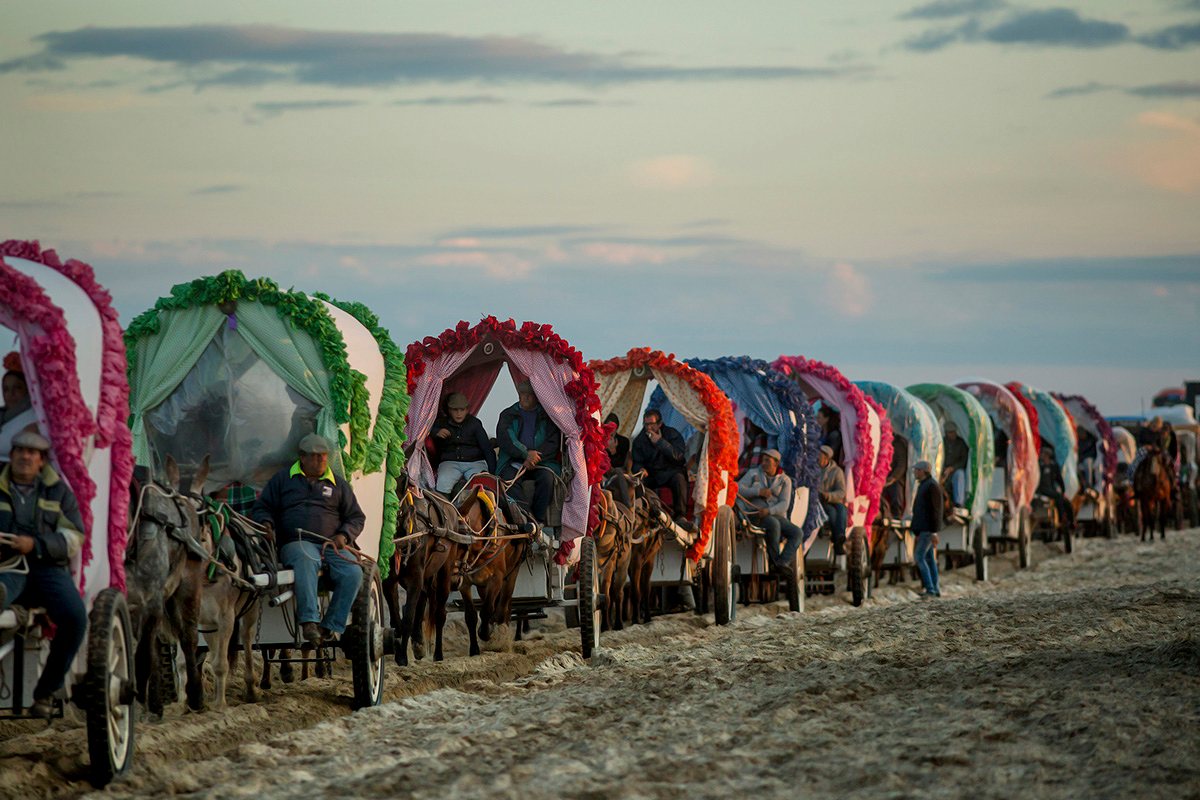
834, 554, 847, 571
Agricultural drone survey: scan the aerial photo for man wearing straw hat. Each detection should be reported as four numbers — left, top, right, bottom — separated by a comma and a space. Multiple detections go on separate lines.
252, 433, 365, 646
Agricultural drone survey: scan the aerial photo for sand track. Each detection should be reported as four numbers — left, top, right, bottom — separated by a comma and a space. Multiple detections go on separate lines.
1, 532, 1197, 799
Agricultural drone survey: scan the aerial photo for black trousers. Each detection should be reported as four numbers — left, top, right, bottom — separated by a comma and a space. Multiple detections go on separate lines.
646, 469, 689, 518
0, 565, 88, 699
501, 463, 555, 524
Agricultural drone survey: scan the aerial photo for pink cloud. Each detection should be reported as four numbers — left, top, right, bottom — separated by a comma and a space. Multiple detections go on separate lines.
417, 249, 533, 279
627, 155, 714, 190
577, 242, 671, 265
1111, 110, 1200, 194
825, 261, 873, 317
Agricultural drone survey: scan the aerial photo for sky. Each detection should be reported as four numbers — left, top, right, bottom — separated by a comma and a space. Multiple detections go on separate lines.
2, 1, 1198, 415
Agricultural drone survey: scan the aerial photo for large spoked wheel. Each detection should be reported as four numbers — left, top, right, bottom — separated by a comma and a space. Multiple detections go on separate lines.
349, 566, 385, 710
1018, 511, 1032, 570
847, 527, 869, 607
85, 588, 135, 787
578, 537, 601, 658
712, 507, 734, 625
973, 524, 989, 582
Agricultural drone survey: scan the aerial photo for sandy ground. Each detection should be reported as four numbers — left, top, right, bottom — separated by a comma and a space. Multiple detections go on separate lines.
1, 530, 1197, 799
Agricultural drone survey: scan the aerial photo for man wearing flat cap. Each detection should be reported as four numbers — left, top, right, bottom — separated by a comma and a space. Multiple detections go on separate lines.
818, 444, 848, 564
911, 460, 944, 598
737, 448, 803, 571
0, 430, 88, 717
252, 433, 365, 646
496, 380, 563, 527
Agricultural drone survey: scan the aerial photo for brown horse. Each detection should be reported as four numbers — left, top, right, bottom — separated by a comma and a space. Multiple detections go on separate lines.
593, 490, 633, 632
626, 487, 671, 625
384, 475, 463, 665
456, 483, 532, 655
1134, 446, 1172, 541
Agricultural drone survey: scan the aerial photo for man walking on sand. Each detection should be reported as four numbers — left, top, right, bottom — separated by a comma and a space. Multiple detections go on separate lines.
911, 459, 943, 598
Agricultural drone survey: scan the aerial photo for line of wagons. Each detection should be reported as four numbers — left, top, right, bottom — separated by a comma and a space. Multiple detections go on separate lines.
1, 242, 1192, 786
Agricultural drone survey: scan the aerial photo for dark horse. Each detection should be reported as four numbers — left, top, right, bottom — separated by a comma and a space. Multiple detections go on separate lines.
593, 489, 633, 632
384, 473, 464, 665
625, 487, 671, 625
1134, 446, 1172, 542
456, 480, 532, 656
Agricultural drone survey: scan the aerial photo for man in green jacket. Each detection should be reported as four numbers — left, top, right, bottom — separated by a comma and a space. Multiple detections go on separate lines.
496, 381, 563, 527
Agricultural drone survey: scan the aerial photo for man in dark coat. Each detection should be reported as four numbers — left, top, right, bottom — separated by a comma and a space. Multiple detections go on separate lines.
251, 433, 365, 646
496, 381, 563, 526
0, 430, 88, 717
911, 459, 944, 598
632, 409, 689, 521
431, 392, 496, 493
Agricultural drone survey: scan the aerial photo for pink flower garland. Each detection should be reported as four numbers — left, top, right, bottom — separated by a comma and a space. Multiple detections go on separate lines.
407, 317, 609, 554
771, 355, 885, 524
863, 395, 893, 532
589, 348, 740, 561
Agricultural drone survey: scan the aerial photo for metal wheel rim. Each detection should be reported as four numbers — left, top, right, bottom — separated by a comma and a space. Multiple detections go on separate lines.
106, 612, 133, 768
367, 579, 384, 702
589, 548, 601, 649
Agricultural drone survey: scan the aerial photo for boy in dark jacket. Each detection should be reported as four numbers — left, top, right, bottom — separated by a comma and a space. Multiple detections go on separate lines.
431, 392, 496, 493
911, 459, 944, 598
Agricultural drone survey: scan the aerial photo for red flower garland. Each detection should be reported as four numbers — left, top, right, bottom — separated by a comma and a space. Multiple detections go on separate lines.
406, 317, 609, 551
589, 348, 740, 561
2, 241, 134, 592
863, 394, 893, 531
1005, 382, 1042, 453
771, 355, 884, 522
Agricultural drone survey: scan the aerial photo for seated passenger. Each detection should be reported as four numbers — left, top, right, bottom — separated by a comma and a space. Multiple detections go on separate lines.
632, 409, 689, 523
0, 355, 37, 463
496, 381, 563, 527
994, 428, 1009, 468
1076, 426, 1099, 490
738, 448, 802, 571
738, 418, 769, 476
431, 392, 495, 494
881, 435, 907, 519
1037, 445, 1075, 531
603, 413, 633, 507
817, 406, 843, 466
0, 430, 88, 718
941, 422, 969, 507
817, 445, 848, 561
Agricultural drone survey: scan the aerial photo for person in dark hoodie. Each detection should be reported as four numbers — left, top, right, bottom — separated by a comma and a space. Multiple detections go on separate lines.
431, 392, 496, 493
496, 381, 563, 526
911, 459, 944, 598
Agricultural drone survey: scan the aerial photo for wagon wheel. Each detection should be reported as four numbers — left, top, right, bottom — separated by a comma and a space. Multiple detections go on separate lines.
785, 547, 804, 613
1174, 498, 1185, 531
847, 527, 869, 607
85, 588, 135, 787
1061, 518, 1074, 554
349, 566, 385, 710
1018, 511, 1032, 570
973, 523, 989, 582
1135, 503, 1145, 541
578, 537, 601, 658
712, 507, 734, 625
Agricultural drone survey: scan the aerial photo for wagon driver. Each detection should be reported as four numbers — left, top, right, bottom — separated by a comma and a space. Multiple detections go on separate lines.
0, 430, 88, 717
251, 434, 365, 647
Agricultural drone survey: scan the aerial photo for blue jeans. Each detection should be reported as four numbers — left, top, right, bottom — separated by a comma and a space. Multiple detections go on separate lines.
436, 459, 488, 493
0, 565, 88, 698
762, 515, 803, 567
822, 502, 848, 555
915, 531, 940, 596
949, 470, 966, 506
280, 540, 363, 634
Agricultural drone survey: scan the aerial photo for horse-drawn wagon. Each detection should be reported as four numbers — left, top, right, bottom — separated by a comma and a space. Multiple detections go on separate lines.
773, 356, 891, 606
125, 272, 406, 710
590, 349, 740, 624
956, 380, 1038, 572
905, 383, 995, 575
0, 240, 136, 785
660, 356, 820, 613
855, 381, 944, 586
406, 317, 609, 655
1008, 382, 1080, 552
1054, 393, 1119, 537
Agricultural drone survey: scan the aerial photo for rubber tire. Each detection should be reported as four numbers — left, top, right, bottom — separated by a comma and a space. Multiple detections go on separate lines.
785, 550, 803, 613
848, 527, 869, 607
578, 537, 601, 658
973, 524, 989, 582
712, 507, 734, 626
349, 567, 385, 710
1018, 513, 1032, 570
85, 588, 135, 788
1174, 500, 1184, 532
563, 582, 580, 629
1062, 522, 1074, 554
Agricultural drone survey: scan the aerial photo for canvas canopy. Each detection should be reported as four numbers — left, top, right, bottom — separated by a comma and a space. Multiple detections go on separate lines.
856, 381, 943, 519
957, 380, 1038, 512
405, 317, 607, 551
652, 356, 822, 538
772, 356, 890, 530
590, 349, 738, 561
1054, 393, 1118, 490
1010, 382, 1080, 501
0, 240, 133, 601
1112, 427, 1137, 465
125, 272, 407, 567
1158, 405, 1198, 428
907, 383, 995, 522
